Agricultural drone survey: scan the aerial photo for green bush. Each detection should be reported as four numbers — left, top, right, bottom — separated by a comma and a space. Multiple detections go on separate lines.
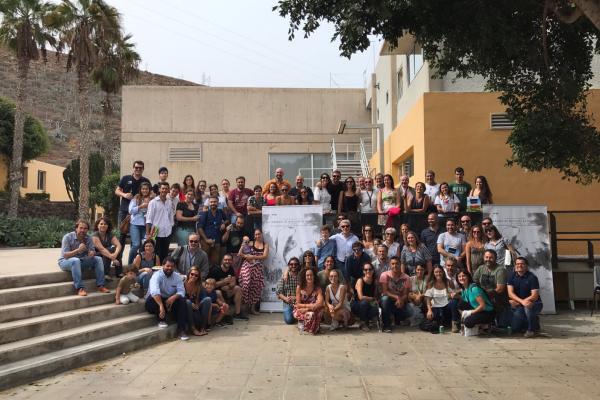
24, 192, 50, 201
0, 214, 73, 248
90, 173, 120, 227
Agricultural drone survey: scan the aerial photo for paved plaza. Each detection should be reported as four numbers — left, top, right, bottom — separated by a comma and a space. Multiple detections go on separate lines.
1, 310, 599, 400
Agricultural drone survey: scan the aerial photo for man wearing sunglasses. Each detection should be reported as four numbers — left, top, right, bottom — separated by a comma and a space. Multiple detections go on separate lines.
171, 233, 209, 279
276, 257, 301, 324
344, 242, 371, 290
329, 219, 359, 272
327, 169, 344, 212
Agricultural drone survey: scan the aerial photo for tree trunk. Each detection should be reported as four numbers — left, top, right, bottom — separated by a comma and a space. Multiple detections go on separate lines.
78, 65, 92, 221
574, 0, 600, 31
102, 93, 113, 174
8, 57, 30, 218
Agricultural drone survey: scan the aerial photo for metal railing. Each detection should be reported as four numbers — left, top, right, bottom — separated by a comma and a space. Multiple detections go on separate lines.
359, 137, 373, 177
549, 210, 600, 269
330, 138, 338, 171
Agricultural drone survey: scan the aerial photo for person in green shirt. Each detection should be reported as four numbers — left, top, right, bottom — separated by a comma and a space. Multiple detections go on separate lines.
449, 167, 472, 212
457, 269, 495, 329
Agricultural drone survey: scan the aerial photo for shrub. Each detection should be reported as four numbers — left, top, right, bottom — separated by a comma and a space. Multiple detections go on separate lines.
90, 172, 120, 227
0, 214, 73, 248
24, 192, 50, 201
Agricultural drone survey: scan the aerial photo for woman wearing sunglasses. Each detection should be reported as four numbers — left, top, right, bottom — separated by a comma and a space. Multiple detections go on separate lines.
351, 262, 380, 331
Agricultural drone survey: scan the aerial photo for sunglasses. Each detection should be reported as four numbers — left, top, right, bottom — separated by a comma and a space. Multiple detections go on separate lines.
190, 273, 199, 277
341, 225, 350, 228
333, 175, 341, 178
134, 166, 144, 170
461, 220, 471, 223
189, 240, 199, 243
352, 248, 362, 252
363, 268, 374, 272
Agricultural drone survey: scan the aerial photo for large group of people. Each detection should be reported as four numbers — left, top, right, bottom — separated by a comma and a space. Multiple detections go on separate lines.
57, 161, 542, 340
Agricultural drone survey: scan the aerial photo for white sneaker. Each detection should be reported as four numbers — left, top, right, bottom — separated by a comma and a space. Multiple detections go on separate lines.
158, 321, 168, 329
179, 333, 190, 341
329, 320, 339, 331
297, 321, 305, 333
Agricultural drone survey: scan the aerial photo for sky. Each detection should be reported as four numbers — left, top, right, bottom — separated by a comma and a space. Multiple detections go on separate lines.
104, 0, 379, 88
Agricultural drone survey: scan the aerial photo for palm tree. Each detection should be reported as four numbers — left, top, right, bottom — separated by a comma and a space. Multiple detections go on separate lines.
91, 33, 140, 174
0, 0, 55, 218
48, 0, 122, 220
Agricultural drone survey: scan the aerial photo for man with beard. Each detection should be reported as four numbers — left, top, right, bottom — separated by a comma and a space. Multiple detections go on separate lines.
227, 176, 254, 223
421, 213, 441, 265
145, 256, 188, 340
262, 167, 291, 196
198, 196, 227, 266
208, 254, 247, 320
473, 249, 510, 328
276, 257, 301, 324
327, 170, 344, 212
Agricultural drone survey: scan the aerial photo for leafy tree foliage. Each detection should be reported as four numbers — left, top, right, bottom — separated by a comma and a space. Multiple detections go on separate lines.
0, 96, 49, 162
275, 0, 600, 183
62, 152, 105, 206
90, 172, 120, 226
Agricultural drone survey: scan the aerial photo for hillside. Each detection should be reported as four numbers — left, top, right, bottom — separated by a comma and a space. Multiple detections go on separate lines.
0, 47, 200, 167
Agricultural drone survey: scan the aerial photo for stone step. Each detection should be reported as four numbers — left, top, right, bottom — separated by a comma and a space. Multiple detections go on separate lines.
0, 324, 177, 391
0, 270, 96, 290
0, 313, 156, 365
0, 291, 116, 323
0, 279, 118, 306
0, 302, 145, 345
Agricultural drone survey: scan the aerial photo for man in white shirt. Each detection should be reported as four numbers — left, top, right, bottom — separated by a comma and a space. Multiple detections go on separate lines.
329, 219, 359, 271
436, 219, 466, 266
146, 182, 174, 263
424, 170, 440, 202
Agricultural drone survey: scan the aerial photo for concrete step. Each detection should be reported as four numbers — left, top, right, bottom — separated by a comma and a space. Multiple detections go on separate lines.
0, 324, 177, 390
0, 291, 115, 323
0, 313, 156, 365
0, 279, 118, 306
0, 302, 145, 345
0, 270, 97, 290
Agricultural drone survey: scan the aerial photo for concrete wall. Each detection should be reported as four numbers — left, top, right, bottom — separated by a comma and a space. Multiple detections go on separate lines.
0, 157, 69, 201
379, 91, 600, 211
121, 87, 370, 186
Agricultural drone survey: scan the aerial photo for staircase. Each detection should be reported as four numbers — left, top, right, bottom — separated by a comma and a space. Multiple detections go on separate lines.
331, 137, 373, 179
0, 270, 176, 390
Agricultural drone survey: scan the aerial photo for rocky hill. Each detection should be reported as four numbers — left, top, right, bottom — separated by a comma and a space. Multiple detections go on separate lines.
0, 47, 200, 167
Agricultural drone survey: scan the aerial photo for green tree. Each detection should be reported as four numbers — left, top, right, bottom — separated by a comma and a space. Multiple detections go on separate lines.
275, 0, 600, 183
62, 152, 105, 206
48, 0, 122, 219
0, 0, 55, 217
91, 33, 140, 173
90, 172, 119, 226
0, 97, 50, 165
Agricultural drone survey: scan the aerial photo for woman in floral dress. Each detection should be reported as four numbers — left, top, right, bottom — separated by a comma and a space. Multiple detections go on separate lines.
238, 229, 269, 315
293, 268, 324, 334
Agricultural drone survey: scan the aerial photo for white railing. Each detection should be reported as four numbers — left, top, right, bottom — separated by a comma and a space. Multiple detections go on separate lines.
359, 137, 373, 177
331, 138, 338, 171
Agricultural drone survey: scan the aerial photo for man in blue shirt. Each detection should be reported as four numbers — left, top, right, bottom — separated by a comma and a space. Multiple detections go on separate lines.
58, 219, 108, 297
508, 257, 543, 338
145, 256, 189, 340
197, 196, 227, 266
315, 225, 336, 270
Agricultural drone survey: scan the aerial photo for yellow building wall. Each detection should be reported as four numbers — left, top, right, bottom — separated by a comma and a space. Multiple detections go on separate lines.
0, 156, 70, 201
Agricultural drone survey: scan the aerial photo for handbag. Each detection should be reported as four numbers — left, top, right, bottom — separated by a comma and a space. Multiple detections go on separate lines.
119, 214, 131, 234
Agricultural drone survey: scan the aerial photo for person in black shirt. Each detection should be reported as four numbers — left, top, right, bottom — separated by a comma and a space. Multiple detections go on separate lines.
152, 166, 169, 195
327, 169, 344, 212
207, 254, 247, 319
114, 160, 151, 266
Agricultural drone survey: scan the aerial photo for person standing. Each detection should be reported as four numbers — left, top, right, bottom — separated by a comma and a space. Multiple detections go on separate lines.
329, 219, 359, 272
115, 160, 151, 262
175, 188, 200, 246
198, 196, 227, 266
262, 167, 292, 196
146, 182, 174, 263
436, 219, 466, 267
449, 167, 472, 212
327, 170, 344, 212
289, 175, 314, 203
152, 166, 169, 195
227, 176, 254, 223
424, 170, 440, 204
421, 213, 442, 266
238, 229, 269, 315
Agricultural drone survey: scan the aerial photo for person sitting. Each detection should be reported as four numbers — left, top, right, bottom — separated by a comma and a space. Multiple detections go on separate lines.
507, 257, 543, 338
379, 256, 411, 333
444, 257, 462, 333
317, 255, 345, 289
115, 265, 139, 305
171, 233, 210, 279
145, 256, 189, 341
325, 269, 353, 330
184, 266, 211, 336
457, 269, 495, 333
58, 219, 109, 297
276, 184, 295, 205
207, 254, 247, 320
276, 257, 301, 324
372, 245, 390, 278
315, 225, 337, 271
408, 264, 427, 326
133, 239, 160, 293
473, 249, 510, 328
92, 217, 122, 281
352, 262, 380, 331
293, 268, 324, 335
361, 224, 376, 260
424, 265, 453, 330
200, 278, 229, 329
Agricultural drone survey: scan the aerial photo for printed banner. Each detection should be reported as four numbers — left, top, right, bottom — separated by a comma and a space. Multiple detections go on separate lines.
261, 205, 323, 312
483, 205, 556, 314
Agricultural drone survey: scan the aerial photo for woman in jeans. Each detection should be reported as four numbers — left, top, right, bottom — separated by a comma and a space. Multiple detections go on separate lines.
184, 266, 211, 336
425, 265, 453, 328
133, 239, 159, 293
128, 182, 152, 264
351, 262, 379, 331
457, 269, 495, 331
92, 217, 122, 280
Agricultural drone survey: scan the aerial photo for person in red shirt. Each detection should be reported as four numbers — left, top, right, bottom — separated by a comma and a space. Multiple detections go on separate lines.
227, 176, 254, 223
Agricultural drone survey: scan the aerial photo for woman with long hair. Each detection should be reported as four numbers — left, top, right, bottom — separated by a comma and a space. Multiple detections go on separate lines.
469, 175, 494, 204
276, 184, 295, 205
434, 182, 460, 215
92, 217, 122, 280
175, 188, 200, 246
352, 262, 379, 331
239, 229, 269, 315
484, 225, 516, 266
133, 239, 160, 292
293, 268, 324, 335
296, 187, 312, 205
264, 182, 278, 206
400, 231, 433, 276
180, 175, 195, 201
406, 182, 430, 213
325, 269, 353, 330
184, 266, 211, 336
361, 224, 376, 260
128, 181, 152, 265
338, 177, 359, 214
425, 265, 453, 328
314, 173, 332, 213
376, 174, 399, 215
457, 269, 496, 331
465, 224, 486, 273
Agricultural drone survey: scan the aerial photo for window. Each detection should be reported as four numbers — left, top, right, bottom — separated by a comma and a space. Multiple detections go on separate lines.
397, 69, 403, 99
407, 45, 424, 84
402, 157, 414, 177
37, 170, 46, 191
21, 167, 28, 188
269, 153, 330, 188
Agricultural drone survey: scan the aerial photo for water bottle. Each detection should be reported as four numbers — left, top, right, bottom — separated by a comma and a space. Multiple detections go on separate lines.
439, 325, 445, 334
507, 325, 512, 335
